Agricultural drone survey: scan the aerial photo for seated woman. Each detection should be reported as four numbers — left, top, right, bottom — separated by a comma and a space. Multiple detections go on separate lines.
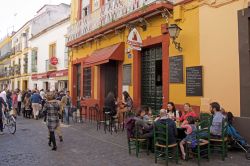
104, 92, 117, 116
142, 106, 152, 121
179, 103, 197, 122
167, 102, 181, 121
210, 102, 224, 138
117, 91, 133, 123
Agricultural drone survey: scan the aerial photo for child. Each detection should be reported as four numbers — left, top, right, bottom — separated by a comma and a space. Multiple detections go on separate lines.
179, 116, 197, 160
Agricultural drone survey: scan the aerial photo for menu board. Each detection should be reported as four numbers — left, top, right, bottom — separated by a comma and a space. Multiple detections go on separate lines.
169, 55, 183, 83
186, 66, 203, 96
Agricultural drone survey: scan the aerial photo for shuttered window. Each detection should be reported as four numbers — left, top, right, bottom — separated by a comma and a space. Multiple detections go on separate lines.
123, 64, 132, 85
83, 67, 91, 98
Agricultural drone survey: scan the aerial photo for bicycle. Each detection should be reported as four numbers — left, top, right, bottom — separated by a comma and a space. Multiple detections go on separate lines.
2, 109, 16, 134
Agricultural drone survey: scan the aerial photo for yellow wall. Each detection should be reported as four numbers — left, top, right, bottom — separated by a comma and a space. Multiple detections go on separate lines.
199, 0, 243, 116
169, 3, 201, 107
69, 0, 243, 115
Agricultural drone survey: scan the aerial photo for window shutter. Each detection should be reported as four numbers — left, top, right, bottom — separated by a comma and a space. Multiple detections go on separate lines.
123, 64, 132, 85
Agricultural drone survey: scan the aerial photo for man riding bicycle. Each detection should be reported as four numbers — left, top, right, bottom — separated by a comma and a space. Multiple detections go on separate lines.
0, 96, 8, 135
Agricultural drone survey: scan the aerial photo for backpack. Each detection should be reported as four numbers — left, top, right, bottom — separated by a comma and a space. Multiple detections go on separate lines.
125, 118, 136, 139
66, 97, 70, 106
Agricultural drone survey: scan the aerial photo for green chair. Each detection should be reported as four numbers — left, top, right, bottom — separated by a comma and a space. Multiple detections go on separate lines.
210, 119, 228, 160
200, 113, 211, 121
186, 119, 211, 166
127, 120, 149, 157
153, 122, 178, 166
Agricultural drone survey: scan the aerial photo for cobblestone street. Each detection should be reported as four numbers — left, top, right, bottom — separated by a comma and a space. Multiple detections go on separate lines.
0, 117, 249, 166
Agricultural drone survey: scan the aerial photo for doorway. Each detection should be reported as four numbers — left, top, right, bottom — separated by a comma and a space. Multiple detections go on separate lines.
22, 80, 28, 90
141, 46, 162, 111
100, 60, 118, 100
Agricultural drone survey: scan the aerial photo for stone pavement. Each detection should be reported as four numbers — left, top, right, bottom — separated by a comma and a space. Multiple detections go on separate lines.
0, 117, 250, 166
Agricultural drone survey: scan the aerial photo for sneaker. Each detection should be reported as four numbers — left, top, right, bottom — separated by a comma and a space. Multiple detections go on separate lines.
0, 131, 4, 135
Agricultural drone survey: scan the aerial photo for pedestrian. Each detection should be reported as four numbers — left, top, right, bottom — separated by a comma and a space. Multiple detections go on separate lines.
31, 90, 42, 120
23, 93, 32, 118
61, 91, 72, 124
0, 96, 7, 135
17, 90, 22, 116
12, 90, 18, 117
43, 92, 60, 151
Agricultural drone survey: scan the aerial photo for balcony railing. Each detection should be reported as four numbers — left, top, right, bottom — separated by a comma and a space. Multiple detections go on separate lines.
45, 59, 57, 72
67, 0, 171, 43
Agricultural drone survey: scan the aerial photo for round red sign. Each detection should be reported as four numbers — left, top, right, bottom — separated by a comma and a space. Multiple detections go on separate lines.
50, 57, 58, 66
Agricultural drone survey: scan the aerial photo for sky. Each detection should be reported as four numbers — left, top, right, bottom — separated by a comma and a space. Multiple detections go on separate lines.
0, 0, 71, 40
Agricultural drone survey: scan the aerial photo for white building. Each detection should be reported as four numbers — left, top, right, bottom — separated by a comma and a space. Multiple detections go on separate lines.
29, 4, 70, 91
9, 3, 70, 91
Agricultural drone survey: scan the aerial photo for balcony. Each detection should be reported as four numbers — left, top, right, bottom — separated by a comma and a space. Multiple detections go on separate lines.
14, 43, 22, 53
45, 59, 57, 72
67, 0, 173, 45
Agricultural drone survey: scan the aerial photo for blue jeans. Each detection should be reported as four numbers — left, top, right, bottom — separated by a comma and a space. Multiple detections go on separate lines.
64, 107, 70, 124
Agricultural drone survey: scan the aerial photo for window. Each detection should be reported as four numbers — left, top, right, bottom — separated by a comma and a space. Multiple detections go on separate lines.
49, 43, 57, 70
23, 54, 28, 74
76, 64, 81, 97
82, 5, 90, 17
123, 64, 132, 85
31, 49, 38, 72
64, 38, 69, 68
83, 67, 91, 98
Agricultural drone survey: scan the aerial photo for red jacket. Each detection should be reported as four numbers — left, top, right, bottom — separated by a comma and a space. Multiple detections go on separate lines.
179, 111, 197, 122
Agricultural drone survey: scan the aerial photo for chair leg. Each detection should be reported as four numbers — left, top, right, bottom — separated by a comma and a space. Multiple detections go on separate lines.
136, 141, 139, 158
128, 139, 131, 155
208, 143, 210, 161
197, 146, 201, 166
146, 140, 149, 155
155, 146, 157, 163
175, 146, 179, 164
222, 143, 225, 161
165, 147, 168, 166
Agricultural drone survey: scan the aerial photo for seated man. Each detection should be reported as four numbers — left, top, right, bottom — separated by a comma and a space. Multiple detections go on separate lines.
210, 102, 224, 138
155, 109, 177, 145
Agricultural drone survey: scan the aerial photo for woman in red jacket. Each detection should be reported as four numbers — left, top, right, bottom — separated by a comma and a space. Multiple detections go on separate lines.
179, 103, 197, 122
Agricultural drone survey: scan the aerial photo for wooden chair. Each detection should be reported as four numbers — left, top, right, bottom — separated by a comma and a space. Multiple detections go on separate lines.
186, 119, 211, 166
127, 120, 149, 158
210, 119, 228, 160
153, 122, 178, 166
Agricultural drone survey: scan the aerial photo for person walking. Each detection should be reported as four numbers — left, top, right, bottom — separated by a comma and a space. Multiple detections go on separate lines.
61, 91, 72, 124
12, 91, 18, 117
31, 90, 42, 120
0, 96, 7, 135
17, 91, 22, 116
43, 92, 60, 151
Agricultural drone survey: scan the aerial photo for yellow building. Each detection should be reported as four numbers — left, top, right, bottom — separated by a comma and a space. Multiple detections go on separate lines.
0, 35, 12, 90
67, 0, 249, 127
10, 21, 31, 91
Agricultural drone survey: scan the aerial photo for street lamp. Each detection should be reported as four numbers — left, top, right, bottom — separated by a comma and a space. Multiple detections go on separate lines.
168, 24, 183, 52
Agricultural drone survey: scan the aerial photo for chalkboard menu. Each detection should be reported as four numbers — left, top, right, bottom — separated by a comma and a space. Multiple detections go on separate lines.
186, 66, 203, 96
169, 55, 183, 83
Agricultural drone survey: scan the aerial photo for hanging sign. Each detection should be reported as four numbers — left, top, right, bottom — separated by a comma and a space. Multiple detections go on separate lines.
127, 28, 142, 51
50, 57, 58, 66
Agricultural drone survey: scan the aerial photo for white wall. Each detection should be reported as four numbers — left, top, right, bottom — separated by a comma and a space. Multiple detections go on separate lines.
29, 20, 69, 90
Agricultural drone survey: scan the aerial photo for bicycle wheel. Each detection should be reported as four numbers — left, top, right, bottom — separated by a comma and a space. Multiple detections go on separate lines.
7, 116, 16, 134
246, 148, 250, 160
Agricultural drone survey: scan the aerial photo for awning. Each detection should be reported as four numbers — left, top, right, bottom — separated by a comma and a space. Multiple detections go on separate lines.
84, 42, 124, 67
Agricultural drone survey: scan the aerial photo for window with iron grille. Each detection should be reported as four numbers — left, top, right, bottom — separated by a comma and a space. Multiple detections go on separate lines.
83, 67, 91, 98
123, 64, 132, 85
31, 49, 38, 72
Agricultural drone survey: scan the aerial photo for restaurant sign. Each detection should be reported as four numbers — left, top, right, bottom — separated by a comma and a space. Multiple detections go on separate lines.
127, 28, 142, 51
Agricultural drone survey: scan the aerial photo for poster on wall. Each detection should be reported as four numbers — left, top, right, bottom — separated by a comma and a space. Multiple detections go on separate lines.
169, 55, 183, 83
186, 66, 203, 96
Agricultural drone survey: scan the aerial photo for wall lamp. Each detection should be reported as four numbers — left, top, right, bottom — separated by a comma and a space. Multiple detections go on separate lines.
168, 24, 183, 52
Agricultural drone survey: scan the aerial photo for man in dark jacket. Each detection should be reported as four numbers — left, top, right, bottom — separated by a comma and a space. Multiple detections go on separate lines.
0, 96, 7, 135
31, 90, 42, 120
